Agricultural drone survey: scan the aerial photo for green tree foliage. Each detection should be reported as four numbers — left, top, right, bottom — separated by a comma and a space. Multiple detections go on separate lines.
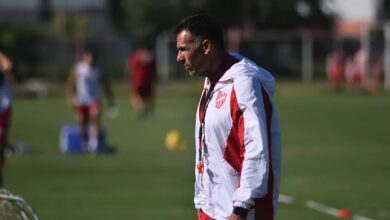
0, 25, 42, 81
106, 0, 191, 45
253, 0, 333, 29
106, 0, 333, 44
107, 0, 126, 33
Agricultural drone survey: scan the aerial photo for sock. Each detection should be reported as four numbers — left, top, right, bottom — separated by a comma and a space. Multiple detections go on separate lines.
88, 138, 98, 152
81, 139, 88, 152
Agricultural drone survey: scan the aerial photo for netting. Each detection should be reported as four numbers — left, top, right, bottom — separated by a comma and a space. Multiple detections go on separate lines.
0, 189, 39, 220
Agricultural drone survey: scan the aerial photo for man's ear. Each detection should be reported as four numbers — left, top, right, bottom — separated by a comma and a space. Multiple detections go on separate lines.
202, 39, 211, 55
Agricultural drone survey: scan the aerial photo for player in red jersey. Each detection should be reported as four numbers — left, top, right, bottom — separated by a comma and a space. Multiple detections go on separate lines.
126, 48, 156, 119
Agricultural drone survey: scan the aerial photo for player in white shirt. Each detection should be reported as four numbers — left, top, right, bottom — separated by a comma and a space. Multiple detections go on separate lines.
66, 49, 114, 153
174, 15, 281, 220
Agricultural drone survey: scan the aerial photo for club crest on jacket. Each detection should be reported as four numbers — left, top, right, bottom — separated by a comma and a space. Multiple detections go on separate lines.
215, 90, 227, 109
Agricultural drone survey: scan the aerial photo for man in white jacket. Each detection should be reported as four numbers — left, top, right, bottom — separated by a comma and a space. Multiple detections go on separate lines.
174, 15, 281, 220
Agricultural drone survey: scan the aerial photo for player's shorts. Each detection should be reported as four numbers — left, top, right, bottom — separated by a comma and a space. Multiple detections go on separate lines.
74, 102, 100, 120
132, 83, 153, 98
0, 107, 11, 144
197, 209, 214, 220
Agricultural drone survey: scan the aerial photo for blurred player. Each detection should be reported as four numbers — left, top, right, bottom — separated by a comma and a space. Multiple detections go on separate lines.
345, 48, 367, 90
66, 49, 115, 153
326, 49, 344, 90
0, 50, 14, 186
126, 48, 156, 119
367, 52, 383, 93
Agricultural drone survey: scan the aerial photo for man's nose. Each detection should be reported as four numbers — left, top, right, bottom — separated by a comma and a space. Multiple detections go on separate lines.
177, 51, 184, 63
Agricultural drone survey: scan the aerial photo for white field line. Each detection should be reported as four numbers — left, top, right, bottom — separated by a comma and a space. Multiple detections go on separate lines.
353, 215, 374, 220
304, 200, 340, 218
278, 194, 295, 204
279, 194, 374, 220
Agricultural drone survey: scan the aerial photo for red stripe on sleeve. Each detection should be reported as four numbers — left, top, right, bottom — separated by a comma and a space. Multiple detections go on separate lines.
224, 86, 245, 173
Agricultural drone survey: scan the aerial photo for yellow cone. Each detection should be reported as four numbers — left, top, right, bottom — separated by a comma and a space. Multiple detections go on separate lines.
165, 130, 187, 151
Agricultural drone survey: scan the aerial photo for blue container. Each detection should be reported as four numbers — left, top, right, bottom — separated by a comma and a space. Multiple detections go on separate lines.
60, 124, 107, 154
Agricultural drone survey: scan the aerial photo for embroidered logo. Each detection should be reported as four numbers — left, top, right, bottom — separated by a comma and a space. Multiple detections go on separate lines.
215, 90, 227, 109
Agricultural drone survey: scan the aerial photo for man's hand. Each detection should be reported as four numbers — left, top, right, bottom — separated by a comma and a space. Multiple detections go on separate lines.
0, 52, 12, 72
228, 213, 245, 220
230, 206, 248, 220
66, 97, 77, 107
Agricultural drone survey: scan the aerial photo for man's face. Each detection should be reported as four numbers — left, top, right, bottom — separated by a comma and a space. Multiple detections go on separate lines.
176, 30, 206, 77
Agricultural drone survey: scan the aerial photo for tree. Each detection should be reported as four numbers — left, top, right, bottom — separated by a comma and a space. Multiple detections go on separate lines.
252, 0, 333, 29
39, 0, 53, 23
107, 0, 126, 33
106, 0, 334, 45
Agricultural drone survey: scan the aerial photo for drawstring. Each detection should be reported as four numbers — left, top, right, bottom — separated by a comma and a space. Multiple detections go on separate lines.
197, 55, 239, 175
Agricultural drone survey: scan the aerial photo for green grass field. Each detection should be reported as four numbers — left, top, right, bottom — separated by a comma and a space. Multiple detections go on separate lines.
3, 81, 390, 220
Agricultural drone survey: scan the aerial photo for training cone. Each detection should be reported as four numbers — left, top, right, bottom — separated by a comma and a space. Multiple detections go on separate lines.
165, 130, 187, 151
338, 209, 352, 218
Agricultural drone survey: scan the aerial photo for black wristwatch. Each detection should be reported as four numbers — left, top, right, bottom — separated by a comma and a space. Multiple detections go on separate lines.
233, 206, 249, 217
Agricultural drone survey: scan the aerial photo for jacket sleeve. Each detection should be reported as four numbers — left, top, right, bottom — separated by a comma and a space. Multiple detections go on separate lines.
231, 75, 273, 208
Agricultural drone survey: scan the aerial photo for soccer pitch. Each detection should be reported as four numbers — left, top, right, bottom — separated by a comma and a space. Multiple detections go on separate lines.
3, 81, 390, 220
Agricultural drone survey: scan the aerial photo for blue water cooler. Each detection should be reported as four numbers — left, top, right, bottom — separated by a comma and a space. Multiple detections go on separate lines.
60, 124, 107, 154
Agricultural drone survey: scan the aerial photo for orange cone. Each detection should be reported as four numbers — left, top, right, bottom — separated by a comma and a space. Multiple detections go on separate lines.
338, 209, 352, 218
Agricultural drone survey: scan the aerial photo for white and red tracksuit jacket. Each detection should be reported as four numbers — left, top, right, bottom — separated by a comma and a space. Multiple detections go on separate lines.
194, 53, 281, 220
